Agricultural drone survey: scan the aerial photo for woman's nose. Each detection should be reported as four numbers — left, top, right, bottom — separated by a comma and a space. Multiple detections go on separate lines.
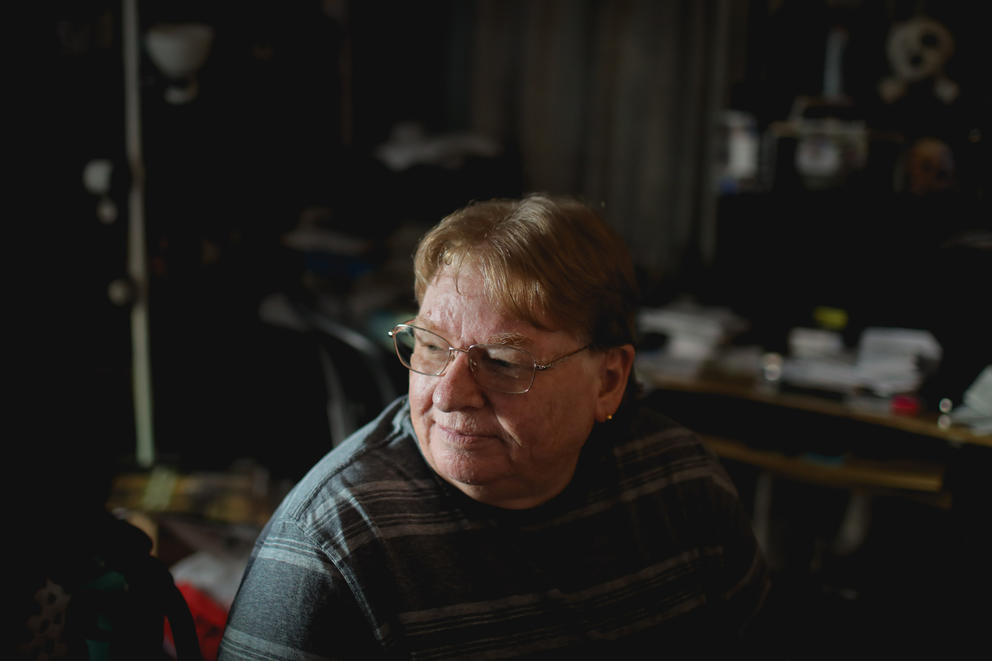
432, 350, 486, 411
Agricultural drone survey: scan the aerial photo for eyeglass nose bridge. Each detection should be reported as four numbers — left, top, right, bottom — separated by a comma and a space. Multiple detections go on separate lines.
437, 345, 481, 378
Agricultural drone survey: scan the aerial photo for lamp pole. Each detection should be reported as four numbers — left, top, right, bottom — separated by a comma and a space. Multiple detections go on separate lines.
123, 0, 155, 467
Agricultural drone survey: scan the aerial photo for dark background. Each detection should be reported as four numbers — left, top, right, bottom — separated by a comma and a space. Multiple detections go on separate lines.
26, 0, 990, 495
13, 2, 990, 657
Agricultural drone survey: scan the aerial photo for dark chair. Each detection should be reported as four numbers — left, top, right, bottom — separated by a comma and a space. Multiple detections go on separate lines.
15, 510, 203, 661
258, 292, 403, 449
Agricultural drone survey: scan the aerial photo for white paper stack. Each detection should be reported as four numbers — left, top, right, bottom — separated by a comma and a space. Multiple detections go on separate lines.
854, 327, 942, 397
951, 366, 992, 434
636, 304, 747, 377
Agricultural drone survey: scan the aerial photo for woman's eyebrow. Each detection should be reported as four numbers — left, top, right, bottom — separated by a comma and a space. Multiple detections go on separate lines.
410, 319, 448, 338
411, 318, 439, 331
410, 321, 532, 348
487, 332, 532, 348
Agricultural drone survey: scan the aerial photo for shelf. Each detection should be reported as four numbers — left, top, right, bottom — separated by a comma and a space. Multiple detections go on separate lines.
640, 371, 991, 449
703, 435, 948, 505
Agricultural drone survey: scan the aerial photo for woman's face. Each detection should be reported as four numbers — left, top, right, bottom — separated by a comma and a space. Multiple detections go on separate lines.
409, 263, 626, 509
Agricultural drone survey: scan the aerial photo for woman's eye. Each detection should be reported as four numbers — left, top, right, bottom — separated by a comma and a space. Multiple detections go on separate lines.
481, 349, 524, 371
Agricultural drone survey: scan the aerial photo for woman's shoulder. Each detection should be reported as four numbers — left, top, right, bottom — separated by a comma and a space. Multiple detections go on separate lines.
610, 399, 736, 494
271, 397, 441, 536
617, 400, 707, 454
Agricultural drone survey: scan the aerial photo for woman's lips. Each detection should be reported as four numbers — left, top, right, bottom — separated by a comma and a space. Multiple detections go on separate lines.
435, 423, 498, 445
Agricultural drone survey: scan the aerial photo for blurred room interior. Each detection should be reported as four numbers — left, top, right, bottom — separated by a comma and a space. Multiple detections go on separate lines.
19, 0, 991, 658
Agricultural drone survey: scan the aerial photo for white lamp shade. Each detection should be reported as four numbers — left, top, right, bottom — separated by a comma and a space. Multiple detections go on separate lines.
145, 22, 214, 80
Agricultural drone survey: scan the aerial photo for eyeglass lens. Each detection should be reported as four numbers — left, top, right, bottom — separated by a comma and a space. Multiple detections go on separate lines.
392, 325, 536, 394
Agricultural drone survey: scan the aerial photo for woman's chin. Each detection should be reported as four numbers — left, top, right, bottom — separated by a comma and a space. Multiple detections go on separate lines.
431, 447, 508, 488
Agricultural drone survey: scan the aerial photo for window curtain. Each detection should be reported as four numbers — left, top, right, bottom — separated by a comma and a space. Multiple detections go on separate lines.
465, 0, 732, 288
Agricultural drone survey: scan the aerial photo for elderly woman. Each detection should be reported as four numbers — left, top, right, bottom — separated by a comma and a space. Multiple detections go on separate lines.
220, 194, 769, 659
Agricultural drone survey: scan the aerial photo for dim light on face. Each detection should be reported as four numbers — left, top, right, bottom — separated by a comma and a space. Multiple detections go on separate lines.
407, 264, 608, 510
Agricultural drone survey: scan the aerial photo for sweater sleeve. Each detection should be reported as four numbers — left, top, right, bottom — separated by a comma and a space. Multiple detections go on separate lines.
218, 517, 382, 660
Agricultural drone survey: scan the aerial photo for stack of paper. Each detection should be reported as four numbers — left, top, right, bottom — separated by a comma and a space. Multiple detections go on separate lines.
854, 328, 942, 397
775, 327, 943, 397
636, 304, 747, 377
951, 366, 992, 434
780, 355, 861, 392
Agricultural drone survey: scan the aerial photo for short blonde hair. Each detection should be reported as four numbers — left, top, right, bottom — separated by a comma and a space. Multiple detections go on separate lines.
413, 193, 638, 348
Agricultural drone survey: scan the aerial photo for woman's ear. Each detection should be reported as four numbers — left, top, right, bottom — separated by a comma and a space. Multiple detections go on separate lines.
595, 344, 635, 422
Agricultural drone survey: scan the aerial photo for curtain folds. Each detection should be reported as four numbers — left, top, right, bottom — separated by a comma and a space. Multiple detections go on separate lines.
467, 0, 731, 285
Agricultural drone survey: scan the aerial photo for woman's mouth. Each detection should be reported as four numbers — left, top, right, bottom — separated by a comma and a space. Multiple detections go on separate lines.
436, 423, 498, 446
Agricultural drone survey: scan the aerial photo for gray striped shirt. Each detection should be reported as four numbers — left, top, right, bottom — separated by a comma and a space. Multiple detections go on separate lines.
219, 397, 769, 659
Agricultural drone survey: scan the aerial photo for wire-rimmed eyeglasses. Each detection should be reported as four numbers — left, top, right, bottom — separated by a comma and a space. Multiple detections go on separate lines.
388, 323, 590, 394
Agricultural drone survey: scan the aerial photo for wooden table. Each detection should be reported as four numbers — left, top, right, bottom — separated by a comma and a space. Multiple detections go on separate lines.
637, 370, 990, 506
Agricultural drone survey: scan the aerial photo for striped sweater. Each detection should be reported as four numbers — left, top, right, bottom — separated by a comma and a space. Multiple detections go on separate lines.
219, 396, 769, 660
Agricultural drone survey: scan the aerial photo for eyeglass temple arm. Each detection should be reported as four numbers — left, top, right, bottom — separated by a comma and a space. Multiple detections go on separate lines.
534, 345, 591, 371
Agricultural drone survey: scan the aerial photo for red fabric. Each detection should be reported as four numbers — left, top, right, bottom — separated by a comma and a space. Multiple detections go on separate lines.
890, 394, 921, 416
164, 581, 229, 661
